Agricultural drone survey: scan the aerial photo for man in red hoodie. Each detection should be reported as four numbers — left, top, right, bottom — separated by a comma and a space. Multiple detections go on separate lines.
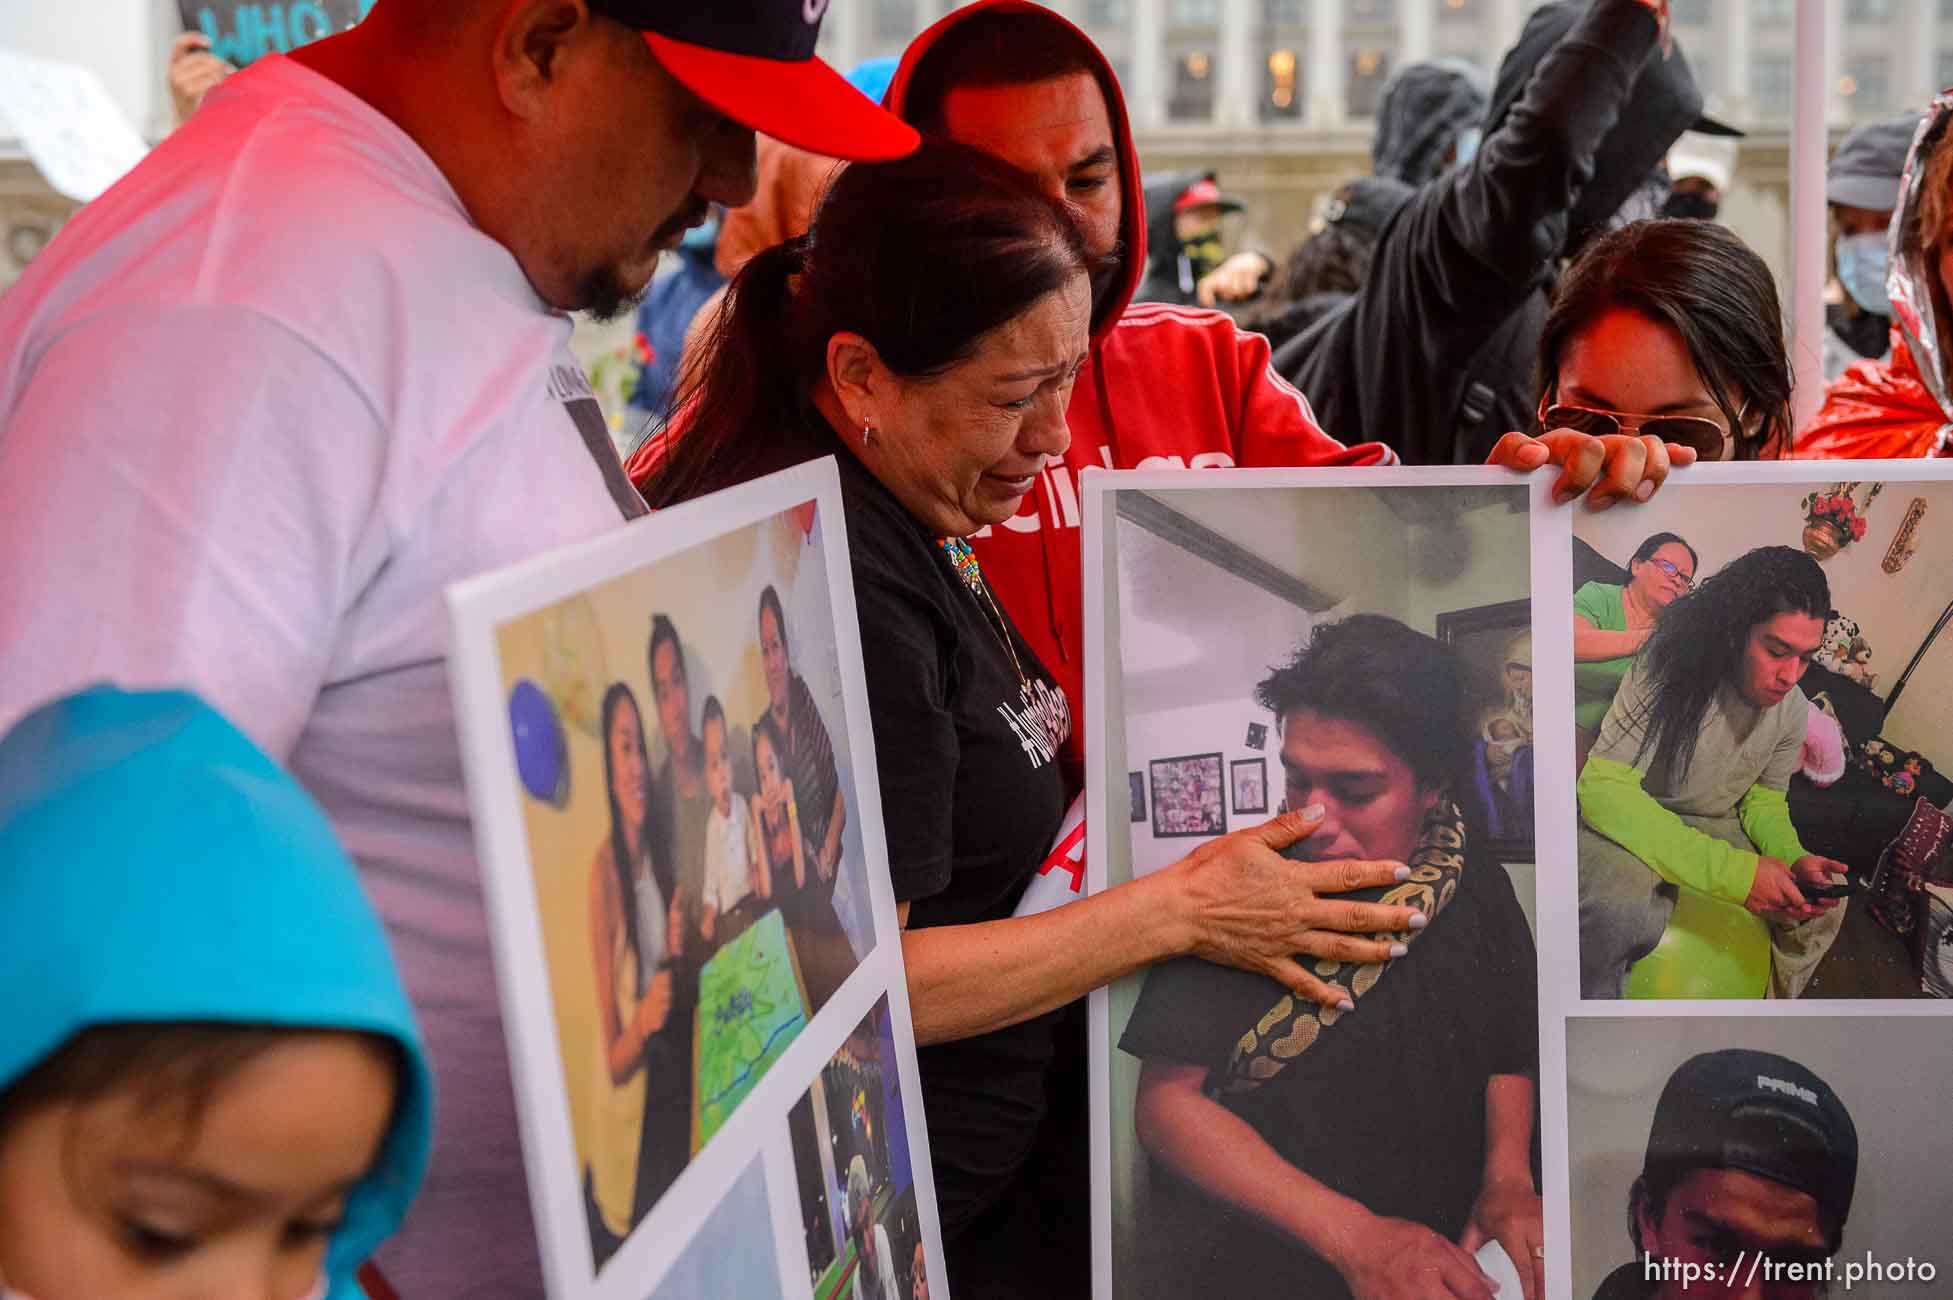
631, 1, 1682, 781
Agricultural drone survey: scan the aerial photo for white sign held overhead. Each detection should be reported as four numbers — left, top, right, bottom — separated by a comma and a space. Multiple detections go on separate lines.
0, 48, 148, 203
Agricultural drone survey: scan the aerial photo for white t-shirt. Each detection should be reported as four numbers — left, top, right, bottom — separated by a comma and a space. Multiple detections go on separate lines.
852, 1223, 902, 1300
0, 57, 648, 1296
703, 792, 756, 915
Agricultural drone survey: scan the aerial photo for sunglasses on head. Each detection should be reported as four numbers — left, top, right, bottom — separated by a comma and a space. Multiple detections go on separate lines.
1537, 398, 1731, 461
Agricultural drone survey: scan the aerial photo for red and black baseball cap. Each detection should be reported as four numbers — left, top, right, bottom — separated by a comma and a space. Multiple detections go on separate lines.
590, 1, 919, 161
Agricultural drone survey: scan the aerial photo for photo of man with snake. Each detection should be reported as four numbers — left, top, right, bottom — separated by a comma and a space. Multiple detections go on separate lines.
1116, 614, 1543, 1300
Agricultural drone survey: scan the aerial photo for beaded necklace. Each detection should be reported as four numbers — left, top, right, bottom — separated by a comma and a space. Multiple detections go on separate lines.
936, 536, 1032, 697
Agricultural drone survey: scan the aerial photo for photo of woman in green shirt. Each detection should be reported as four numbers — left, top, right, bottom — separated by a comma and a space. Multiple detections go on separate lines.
1573, 531, 1698, 758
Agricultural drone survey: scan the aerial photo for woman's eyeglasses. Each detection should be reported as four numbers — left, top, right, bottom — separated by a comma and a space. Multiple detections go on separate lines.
1538, 400, 1729, 461
1648, 557, 1694, 590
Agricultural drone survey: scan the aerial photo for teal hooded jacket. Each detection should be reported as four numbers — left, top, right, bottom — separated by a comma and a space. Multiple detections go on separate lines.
0, 687, 434, 1298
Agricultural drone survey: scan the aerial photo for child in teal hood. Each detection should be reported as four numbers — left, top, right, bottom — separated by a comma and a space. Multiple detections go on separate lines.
0, 688, 432, 1300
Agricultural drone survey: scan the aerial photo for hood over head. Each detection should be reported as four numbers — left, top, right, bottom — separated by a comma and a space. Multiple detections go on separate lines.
1372, 57, 1492, 188
1484, 0, 1704, 253
1884, 91, 1953, 422
0, 687, 433, 1300
1141, 167, 1220, 282
884, 0, 1147, 340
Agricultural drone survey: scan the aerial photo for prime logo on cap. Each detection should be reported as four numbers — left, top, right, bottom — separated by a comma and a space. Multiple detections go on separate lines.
1756, 1074, 1820, 1107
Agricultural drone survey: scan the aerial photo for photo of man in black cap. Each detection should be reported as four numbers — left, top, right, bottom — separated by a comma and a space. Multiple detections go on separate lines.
1593, 1048, 1857, 1300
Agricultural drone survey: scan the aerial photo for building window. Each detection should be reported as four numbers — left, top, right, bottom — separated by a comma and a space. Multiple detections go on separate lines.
1087, 0, 1130, 24
1755, 0, 1792, 21
1171, 0, 1219, 24
1347, 47, 1390, 117
874, 0, 914, 40
1840, 56, 1890, 113
1754, 54, 1792, 117
1671, 0, 1710, 24
1938, 50, 1953, 94
1169, 48, 1215, 120
1261, 47, 1303, 120
1347, 0, 1394, 19
1845, 0, 1891, 18
1263, 0, 1303, 24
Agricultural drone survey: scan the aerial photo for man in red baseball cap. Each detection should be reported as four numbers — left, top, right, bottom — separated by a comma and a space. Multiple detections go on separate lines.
0, 4, 911, 1297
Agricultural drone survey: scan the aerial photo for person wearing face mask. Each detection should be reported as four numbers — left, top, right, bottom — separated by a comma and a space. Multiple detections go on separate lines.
1818, 114, 1918, 382
1135, 172, 1266, 309
0, 687, 432, 1300
1370, 57, 1491, 189
1801, 97, 1953, 457
1277, 0, 1728, 465
642, 141, 1432, 1299
1661, 136, 1735, 222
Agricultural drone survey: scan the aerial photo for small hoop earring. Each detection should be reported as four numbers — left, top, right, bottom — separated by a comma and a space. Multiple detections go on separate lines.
861, 421, 875, 447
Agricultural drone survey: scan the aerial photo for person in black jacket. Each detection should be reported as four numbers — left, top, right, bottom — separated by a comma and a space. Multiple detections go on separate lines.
1277, 0, 1714, 465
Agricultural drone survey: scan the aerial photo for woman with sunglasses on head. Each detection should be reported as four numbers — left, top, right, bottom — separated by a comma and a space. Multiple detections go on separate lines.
1572, 532, 1699, 765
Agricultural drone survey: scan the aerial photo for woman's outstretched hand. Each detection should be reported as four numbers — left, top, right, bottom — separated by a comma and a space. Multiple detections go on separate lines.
1163, 808, 1424, 1011
1488, 429, 1699, 508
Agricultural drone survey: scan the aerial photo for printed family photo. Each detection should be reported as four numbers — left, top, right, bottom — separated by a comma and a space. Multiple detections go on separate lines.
1567, 1015, 1949, 1300
1084, 472, 1545, 1300
1572, 468, 1953, 1000
446, 462, 942, 1297
789, 996, 927, 1300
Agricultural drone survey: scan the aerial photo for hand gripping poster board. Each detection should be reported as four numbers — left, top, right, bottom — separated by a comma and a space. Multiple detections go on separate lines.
448, 458, 946, 1300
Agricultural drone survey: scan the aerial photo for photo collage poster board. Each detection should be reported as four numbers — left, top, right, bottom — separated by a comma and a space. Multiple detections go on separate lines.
1080, 462, 1953, 1300
448, 459, 946, 1300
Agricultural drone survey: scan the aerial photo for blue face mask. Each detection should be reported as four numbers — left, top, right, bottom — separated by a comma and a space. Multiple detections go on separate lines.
1836, 230, 1893, 317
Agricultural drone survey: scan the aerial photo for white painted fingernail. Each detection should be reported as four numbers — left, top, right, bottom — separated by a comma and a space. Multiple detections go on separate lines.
1301, 803, 1325, 822
1388, 943, 1408, 958
1635, 479, 1655, 500
1407, 911, 1429, 929
1336, 999, 1355, 1013
1393, 865, 1411, 881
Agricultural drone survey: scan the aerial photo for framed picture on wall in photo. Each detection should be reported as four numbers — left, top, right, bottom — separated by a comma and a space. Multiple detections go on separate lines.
1128, 771, 1147, 823
1230, 758, 1268, 815
1435, 597, 1535, 865
1149, 751, 1226, 838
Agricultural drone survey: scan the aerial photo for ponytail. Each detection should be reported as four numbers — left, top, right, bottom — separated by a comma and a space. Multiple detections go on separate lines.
644, 140, 1091, 511
646, 236, 827, 509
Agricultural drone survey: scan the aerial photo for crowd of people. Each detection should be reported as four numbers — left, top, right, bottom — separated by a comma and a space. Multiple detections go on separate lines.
1, 0, 1947, 1297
